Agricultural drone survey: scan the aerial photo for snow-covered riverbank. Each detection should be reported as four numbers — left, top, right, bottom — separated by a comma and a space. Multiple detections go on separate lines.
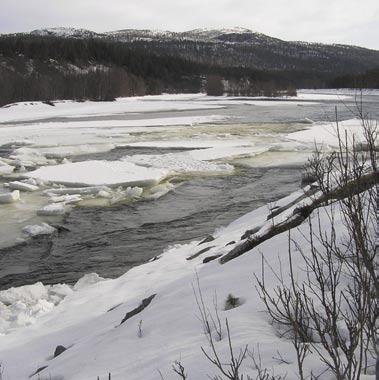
0, 182, 375, 379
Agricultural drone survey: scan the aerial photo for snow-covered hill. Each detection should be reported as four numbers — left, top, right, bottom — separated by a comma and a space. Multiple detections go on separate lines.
30, 27, 102, 39
4, 26, 378, 74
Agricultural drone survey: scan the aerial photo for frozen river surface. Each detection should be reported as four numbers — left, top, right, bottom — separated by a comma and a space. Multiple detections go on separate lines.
0, 90, 378, 289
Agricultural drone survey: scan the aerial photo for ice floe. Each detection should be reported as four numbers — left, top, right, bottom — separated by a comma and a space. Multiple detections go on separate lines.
7, 180, 39, 192
27, 160, 169, 187
0, 160, 14, 176
37, 202, 68, 216
0, 281, 73, 334
22, 223, 56, 237
0, 190, 20, 204
287, 118, 374, 147
123, 152, 234, 175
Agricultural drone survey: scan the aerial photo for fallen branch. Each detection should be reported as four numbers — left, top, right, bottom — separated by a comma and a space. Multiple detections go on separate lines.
220, 172, 378, 264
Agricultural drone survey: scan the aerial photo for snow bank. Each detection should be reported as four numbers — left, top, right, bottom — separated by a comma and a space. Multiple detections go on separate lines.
298, 88, 379, 97
295, 90, 352, 100
0, 273, 108, 335
0, 282, 73, 334
73, 273, 106, 291
0, 96, 224, 123
0, 185, 372, 379
27, 160, 169, 187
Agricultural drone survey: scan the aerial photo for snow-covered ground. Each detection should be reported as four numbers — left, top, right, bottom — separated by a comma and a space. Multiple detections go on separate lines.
0, 96, 224, 123
0, 184, 375, 380
0, 90, 355, 124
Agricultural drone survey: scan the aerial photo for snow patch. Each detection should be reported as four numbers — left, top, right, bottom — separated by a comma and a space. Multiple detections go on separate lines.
73, 273, 106, 291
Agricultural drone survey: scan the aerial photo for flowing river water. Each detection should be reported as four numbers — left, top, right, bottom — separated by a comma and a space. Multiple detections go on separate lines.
1, 92, 378, 289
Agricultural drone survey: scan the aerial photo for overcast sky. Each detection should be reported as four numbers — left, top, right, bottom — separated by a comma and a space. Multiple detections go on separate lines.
1, 0, 378, 49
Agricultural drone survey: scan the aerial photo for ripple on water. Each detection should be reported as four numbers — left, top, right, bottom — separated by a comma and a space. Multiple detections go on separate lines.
0, 166, 301, 289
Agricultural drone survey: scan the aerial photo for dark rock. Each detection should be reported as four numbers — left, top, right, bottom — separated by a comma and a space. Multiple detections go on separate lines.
30, 366, 48, 377
203, 254, 222, 263
187, 246, 215, 260
52, 224, 71, 233
148, 256, 160, 262
119, 294, 156, 326
241, 226, 261, 240
54, 345, 67, 358
225, 241, 236, 247
107, 303, 123, 312
198, 235, 215, 245
293, 205, 312, 218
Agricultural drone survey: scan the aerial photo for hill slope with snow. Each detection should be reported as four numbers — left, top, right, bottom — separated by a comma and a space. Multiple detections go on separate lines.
8, 26, 379, 74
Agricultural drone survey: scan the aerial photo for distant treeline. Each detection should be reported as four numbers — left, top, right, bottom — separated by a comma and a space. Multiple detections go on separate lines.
328, 68, 379, 89
0, 35, 373, 106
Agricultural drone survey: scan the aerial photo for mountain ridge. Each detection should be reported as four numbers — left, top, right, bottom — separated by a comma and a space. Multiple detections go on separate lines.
10, 26, 377, 51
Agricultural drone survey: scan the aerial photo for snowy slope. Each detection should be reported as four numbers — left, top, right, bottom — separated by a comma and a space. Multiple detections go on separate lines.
0, 183, 375, 380
30, 27, 103, 39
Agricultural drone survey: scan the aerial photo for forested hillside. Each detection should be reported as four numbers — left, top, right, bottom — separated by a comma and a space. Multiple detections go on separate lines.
0, 29, 378, 106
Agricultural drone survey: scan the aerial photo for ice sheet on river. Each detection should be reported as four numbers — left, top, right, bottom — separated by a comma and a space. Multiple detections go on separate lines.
27, 150, 238, 189
287, 118, 371, 147
27, 160, 169, 187
123, 152, 234, 174
0, 96, 224, 123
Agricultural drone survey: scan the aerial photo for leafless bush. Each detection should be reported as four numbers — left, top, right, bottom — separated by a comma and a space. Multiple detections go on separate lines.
256, 104, 377, 379
172, 361, 188, 380
192, 273, 223, 341
137, 319, 143, 338
249, 346, 287, 380
96, 373, 111, 380
202, 318, 248, 380
202, 319, 287, 380
193, 276, 288, 380
224, 294, 241, 311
